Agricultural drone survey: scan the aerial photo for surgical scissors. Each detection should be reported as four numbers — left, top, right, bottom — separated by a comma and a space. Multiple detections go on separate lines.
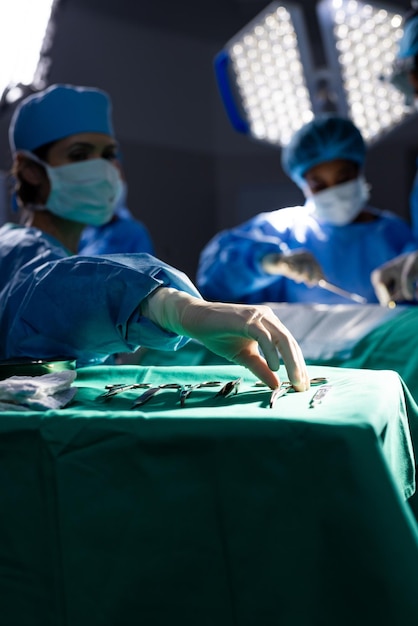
99, 382, 151, 399
309, 384, 332, 408
131, 383, 181, 408
269, 376, 328, 408
215, 378, 242, 399
131, 380, 222, 408
179, 381, 222, 407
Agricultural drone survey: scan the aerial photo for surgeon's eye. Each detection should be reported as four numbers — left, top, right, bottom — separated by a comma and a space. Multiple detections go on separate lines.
68, 149, 90, 162
102, 148, 118, 161
308, 182, 327, 194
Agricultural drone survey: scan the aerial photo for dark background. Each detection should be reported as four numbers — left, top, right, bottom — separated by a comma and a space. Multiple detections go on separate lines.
0, 0, 416, 280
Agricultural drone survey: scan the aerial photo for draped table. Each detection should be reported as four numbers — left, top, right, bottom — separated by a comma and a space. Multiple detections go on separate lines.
0, 363, 417, 625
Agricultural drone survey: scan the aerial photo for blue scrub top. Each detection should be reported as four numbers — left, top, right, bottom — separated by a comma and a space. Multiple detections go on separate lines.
197, 204, 418, 305
0, 223, 199, 364
78, 206, 155, 256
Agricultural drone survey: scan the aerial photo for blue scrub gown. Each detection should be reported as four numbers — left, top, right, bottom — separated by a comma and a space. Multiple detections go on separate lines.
78, 206, 155, 256
197, 204, 418, 305
0, 223, 199, 364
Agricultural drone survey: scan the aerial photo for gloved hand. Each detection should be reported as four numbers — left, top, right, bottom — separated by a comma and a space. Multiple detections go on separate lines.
371, 251, 418, 306
141, 288, 310, 391
261, 249, 325, 286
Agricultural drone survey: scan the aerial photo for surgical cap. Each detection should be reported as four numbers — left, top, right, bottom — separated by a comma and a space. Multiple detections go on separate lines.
397, 14, 418, 59
281, 116, 366, 187
9, 84, 114, 154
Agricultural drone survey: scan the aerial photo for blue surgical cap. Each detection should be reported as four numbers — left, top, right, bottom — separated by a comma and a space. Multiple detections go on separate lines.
9, 83, 114, 154
281, 115, 366, 187
398, 14, 418, 59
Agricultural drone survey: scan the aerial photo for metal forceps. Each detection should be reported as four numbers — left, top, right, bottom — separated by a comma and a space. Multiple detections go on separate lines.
179, 381, 221, 407
214, 378, 242, 399
131, 383, 181, 408
269, 376, 328, 409
99, 382, 151, 399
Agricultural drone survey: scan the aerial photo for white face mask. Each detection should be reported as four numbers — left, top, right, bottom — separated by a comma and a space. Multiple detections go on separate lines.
25, 153, 123, 226
305, 176, 370, 226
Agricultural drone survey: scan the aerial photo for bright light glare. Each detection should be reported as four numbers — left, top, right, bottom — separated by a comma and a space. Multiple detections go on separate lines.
229, 3, 313, 146
323, 0, 407, 142
0, 0, 57, 100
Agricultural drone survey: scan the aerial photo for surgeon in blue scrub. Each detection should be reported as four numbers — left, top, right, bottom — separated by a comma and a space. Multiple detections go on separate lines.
197, 115, 418, 305
0, 84, 309, 391
370, 7, 418, 305
389, 8, 418, 238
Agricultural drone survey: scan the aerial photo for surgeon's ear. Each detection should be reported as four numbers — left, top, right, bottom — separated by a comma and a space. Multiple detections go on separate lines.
15, 154, 47, 186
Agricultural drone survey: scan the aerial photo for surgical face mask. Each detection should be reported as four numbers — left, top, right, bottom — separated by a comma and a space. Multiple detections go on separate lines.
25, 153, 123, 226
115, 180, 128, 210
305, 176, 370, 226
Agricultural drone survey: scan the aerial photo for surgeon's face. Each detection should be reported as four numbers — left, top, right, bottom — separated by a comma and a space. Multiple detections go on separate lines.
304, 159, 359, 194
46, 132, 119, 167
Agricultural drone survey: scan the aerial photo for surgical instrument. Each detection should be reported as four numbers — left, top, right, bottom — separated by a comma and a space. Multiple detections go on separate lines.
99, 382, 151, 399
131, 383, 181, 408
215, 378, 242, 398
317, 279, 367, 304
309, 385, 332, 408
179, 381, 221, 407
269, 377, 328, 409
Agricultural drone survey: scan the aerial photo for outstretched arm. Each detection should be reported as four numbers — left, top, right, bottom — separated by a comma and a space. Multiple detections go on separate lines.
142, 287, 310, 391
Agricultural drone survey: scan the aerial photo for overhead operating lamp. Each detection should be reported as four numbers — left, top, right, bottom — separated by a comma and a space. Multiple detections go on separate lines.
317, 0, 407, 143
0, 0, 60, 106
214, 2, 316, 147
215, 0, 411, 147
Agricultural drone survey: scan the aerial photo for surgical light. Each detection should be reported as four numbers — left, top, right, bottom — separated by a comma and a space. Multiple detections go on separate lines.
317, 0, 408, 142
214, 2, 315, 147
0, 0, 59, 104
215, 0, 411, 147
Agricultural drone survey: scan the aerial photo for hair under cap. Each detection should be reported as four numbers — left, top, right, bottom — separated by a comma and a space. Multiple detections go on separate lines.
281, 115, 366, 188
9, 83, 114, 154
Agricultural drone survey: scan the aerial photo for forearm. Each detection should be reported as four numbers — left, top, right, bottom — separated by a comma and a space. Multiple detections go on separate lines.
197, 236, 285, 301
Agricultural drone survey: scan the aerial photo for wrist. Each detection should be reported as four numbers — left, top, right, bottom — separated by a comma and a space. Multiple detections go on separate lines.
142, 287, 198, 335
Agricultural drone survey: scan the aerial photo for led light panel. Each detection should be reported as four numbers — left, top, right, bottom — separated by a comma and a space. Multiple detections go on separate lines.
317, 0, 407, 142
216, 2, 315, 147
0, 0, 58, 102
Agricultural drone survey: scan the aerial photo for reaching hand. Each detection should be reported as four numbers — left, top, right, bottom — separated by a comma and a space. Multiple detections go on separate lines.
262, 249, 325, 286
371, 251, 418, 306
142, 288, 310, 391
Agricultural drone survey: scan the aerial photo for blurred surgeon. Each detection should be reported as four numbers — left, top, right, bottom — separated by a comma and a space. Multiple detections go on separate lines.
371, 8, 418, 305
390, 7, 418, 238
0, 83, 309, 391
197, 115, 418, 305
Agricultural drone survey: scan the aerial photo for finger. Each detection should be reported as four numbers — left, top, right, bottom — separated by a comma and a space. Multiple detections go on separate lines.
279, 339, 310, 391
244, 319, 281, 372
371, 271, 393, 307
234, 349, 280, 389
269, 322, 309, 391
400, 254, 417, 300
253, 308, 309, 391
243, 307, 309, 391
374, 282, 392, 307
264, 327, 309, 391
